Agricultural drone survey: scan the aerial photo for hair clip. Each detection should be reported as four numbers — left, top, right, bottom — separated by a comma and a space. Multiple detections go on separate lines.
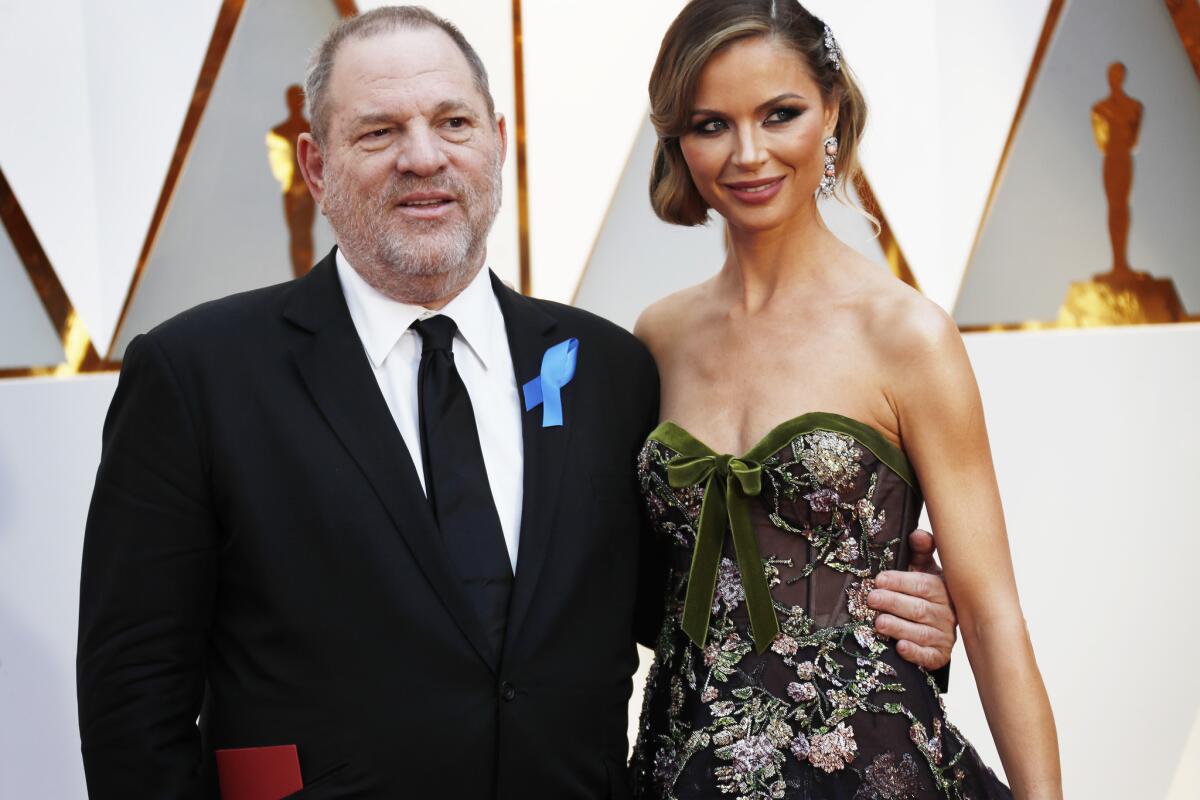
823, 25, 842, 71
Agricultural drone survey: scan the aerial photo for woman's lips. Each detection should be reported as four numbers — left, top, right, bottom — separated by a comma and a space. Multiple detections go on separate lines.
724, 176, 785, 205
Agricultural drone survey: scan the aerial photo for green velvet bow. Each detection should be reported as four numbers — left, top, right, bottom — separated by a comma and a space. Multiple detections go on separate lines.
666, 453, 780, 654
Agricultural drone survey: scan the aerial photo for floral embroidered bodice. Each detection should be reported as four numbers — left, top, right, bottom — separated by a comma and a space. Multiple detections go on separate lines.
631, 414, 1008, 800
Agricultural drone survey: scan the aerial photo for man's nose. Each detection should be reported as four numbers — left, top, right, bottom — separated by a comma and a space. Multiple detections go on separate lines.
396, 124, 449, 176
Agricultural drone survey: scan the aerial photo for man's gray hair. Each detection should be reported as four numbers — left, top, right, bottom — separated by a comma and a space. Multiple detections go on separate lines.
304, 5, 496, 145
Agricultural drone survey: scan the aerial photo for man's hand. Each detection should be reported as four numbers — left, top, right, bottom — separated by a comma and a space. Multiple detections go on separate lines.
867, 529, 957, 670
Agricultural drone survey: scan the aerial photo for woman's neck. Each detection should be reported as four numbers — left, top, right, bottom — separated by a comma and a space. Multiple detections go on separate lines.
720, 205, 842, 314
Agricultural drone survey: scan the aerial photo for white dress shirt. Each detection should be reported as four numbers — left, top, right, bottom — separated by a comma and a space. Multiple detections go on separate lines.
336, 249, 525, 570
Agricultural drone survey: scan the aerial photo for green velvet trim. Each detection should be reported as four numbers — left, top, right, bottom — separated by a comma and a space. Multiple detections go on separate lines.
666, 453, 778, 654
648, 411, 916, 488
645, 412, 917, 655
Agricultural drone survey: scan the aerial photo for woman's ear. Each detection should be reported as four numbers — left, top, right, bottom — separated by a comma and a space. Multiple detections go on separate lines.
822, 91, 841, 141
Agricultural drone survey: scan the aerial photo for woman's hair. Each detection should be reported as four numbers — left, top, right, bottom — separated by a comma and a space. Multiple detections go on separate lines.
648, 0, 869, 226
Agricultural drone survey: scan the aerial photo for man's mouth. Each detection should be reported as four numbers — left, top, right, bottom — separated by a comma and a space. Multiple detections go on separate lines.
397, 192, 456, 207
393, 191, 459, 217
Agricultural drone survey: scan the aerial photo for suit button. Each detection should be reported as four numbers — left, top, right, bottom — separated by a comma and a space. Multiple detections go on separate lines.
501, 681, 516, 701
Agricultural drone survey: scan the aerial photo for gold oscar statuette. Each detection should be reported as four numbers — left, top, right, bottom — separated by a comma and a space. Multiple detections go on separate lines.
266, 84, 317, 279
1058, 62, 1187, 326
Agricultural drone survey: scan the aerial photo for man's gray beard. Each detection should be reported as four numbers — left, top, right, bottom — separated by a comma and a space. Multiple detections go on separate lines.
322, 155, 503, 303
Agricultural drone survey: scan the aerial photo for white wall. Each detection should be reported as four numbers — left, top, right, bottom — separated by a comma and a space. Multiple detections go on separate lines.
0, 375, 117, 799
946, 324, 1200, 798
0, 227, 62, 369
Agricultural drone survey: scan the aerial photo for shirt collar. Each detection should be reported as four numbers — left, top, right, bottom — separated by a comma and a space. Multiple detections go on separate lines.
335, 248, 501, 370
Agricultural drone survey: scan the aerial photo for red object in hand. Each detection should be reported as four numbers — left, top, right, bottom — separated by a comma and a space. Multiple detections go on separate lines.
215, 745, 304, 800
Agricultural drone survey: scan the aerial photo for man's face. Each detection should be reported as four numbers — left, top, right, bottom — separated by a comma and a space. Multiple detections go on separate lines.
303, 27, 506, 303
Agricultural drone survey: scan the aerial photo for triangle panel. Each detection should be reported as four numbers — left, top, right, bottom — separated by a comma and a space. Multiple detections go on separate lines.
0, 214, 66, 370
113, 0, 341, 358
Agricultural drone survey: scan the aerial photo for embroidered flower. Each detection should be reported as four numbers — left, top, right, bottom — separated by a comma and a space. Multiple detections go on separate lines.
847, 578, 877, 623
826, 688, 855, 711
674, 483, 704, 521
799, 431, 863, 489
770, 633, 799, 656
787, 681, 818, 702
807, 723, 858, 772
767, 719, 794, 747
713, 557, 745, 613
855, 625, 878, 649
796, 660, 817, 680
853, 752, 923, 799
804, 487, 840, 513
927, 719, 944, 764
909, 720, 928, 750
727, 734, 778, 776
790, 734, 811, 762
836, 538, 861, 562
700, 685, 719, 703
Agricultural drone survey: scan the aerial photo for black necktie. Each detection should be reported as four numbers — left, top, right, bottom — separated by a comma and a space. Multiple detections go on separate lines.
412, 315, 513, 660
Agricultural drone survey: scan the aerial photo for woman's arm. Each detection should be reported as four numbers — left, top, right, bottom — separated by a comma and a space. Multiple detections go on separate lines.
890, 305, 1062, 800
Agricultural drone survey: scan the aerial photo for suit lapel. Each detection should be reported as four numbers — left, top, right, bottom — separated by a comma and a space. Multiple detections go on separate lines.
492, 274, 576, 661
284, 253, 500, 672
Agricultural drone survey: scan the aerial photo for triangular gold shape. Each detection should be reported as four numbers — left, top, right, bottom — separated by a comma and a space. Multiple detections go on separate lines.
0, 166, 105, 378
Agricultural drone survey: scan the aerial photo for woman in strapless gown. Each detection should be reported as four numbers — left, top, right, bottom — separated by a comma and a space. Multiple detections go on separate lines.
629, 2, 1061, 798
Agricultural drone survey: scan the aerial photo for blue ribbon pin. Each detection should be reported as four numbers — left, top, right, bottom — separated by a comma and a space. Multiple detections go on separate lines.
522, 338, 579, 427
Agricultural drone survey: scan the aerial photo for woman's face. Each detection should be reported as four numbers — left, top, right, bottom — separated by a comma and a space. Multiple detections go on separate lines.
679, 35, 836, 233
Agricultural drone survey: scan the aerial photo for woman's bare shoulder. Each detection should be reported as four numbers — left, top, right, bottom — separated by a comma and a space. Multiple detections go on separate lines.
865, 278, 964, 370
635, 281, 713, 358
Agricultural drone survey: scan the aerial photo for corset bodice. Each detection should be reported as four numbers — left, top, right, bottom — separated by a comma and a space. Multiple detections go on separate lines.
638, 413, 923, 644
632, 413, 1008, 799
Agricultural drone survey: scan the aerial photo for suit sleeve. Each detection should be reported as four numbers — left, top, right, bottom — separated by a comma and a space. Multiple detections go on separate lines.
77, 333, 217, 799
632, 350, 667, 649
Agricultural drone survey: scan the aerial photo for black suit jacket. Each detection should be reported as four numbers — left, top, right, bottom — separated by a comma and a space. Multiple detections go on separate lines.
77, 250, 663, 799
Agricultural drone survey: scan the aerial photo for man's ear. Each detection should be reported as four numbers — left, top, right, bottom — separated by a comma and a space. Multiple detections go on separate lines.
297, 132, 327, 205
495, 113, 509, 169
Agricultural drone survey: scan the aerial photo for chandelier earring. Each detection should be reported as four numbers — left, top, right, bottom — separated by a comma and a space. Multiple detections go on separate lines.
819, 136, 838, 198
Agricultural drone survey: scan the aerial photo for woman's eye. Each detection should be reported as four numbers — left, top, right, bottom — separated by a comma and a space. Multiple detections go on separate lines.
695, 118, 726, 134
766, 108, 802, 124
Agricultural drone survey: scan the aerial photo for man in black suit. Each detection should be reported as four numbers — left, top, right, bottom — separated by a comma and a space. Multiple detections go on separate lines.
77, 7, 957, 799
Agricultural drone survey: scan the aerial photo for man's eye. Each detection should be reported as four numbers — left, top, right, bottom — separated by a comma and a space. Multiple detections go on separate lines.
445, 118, 467, 129
367, 128, 390, 138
